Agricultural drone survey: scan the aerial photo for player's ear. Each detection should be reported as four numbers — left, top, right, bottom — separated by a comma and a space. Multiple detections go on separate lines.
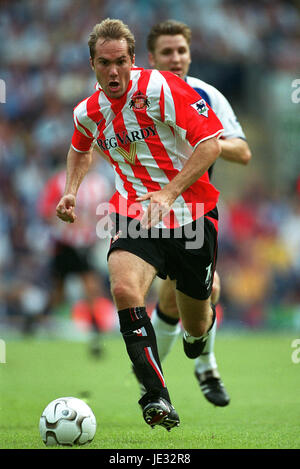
148, 52, 155, 68
89, 57, 95, 71
132, 54, 135, 66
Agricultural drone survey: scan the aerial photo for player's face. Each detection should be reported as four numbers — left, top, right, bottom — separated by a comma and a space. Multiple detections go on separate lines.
90, 38, 134, 99
148, 34, 191, 80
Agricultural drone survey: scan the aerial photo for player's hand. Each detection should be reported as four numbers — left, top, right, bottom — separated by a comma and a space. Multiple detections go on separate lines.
56, 194, 77, 223
137, 189, 175, 229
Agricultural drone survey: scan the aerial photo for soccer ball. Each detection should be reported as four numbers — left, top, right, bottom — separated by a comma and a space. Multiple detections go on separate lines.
39, 397, 97, 446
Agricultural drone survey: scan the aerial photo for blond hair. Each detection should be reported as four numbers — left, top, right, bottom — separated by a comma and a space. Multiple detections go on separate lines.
88, 18, 135, 60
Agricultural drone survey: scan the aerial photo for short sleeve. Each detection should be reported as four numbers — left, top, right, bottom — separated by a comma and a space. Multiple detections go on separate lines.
71, 100, 95, 153
160, 72, 224, 147
209, 87, 246, 140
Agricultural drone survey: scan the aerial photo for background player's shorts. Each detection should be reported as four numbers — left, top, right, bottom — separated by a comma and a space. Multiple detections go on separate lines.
107, 209, 218, 300
51, 241, 92, 279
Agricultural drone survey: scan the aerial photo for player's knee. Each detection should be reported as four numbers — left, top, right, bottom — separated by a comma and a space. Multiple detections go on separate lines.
110, 281, 143, 308
181, 304, 213, 337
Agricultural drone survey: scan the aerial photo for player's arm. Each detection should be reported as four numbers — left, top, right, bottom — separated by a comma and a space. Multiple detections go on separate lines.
207, 85, 252, 165
163, 137, 221, 198
219, 137, 251, 165
56, 145, 93, 223
138, 137, 221, 229
93, 144, 112, 164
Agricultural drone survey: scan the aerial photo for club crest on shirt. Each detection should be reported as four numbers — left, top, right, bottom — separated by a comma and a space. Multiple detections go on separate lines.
129, 91, 150, 110
191, 98, 209, 117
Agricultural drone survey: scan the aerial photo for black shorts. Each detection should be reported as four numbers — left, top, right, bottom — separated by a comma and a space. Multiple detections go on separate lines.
107, 209, 218, 300
51, 241, 92, 279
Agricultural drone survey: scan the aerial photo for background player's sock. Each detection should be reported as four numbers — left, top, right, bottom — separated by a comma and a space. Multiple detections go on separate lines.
151, 304, 181, 362
118, 306, 171, 403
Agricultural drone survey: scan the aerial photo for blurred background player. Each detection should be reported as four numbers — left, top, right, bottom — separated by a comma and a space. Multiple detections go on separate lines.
146, 19, 252, 406
38, 154, 113, 356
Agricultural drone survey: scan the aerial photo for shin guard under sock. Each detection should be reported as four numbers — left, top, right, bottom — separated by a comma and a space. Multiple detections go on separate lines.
118, 307, 171, 403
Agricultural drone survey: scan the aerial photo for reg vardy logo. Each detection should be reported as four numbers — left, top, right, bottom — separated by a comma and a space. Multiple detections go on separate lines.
96, 124, 157, 164
96, 124, 157, 152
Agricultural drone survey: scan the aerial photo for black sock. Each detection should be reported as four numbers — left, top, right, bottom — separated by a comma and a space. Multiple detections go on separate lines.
118, 306, 171, 403
156, 303, 180, 326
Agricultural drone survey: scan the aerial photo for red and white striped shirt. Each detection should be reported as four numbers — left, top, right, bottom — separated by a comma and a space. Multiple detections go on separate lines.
71, 68, 223, 228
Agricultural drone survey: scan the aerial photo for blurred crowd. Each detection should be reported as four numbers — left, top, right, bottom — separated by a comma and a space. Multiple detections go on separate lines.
217, 182, 300, 329
0, 0, 300, 335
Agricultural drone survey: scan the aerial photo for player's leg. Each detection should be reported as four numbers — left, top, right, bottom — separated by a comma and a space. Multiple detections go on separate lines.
194, 271, 230, 406
150, 270, 221, 366
166, 209, 229, 405
151, 277, 181, 362
43, 241, 67, 316
37, 244, 67, 332
152, 271, 224, 378
153, 272, 221, 358
150, 277, 228, 407
108, 249, 179, 430
211, 270, 221, 306
176, 291, 216, 357
81, 270, 102, 302
194, 272, 219, 366
81, 269, 104, 357
194, 271, 219, 369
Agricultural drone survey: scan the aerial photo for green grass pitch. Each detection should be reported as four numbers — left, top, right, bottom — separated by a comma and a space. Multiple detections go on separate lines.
0, 331, 299, 449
